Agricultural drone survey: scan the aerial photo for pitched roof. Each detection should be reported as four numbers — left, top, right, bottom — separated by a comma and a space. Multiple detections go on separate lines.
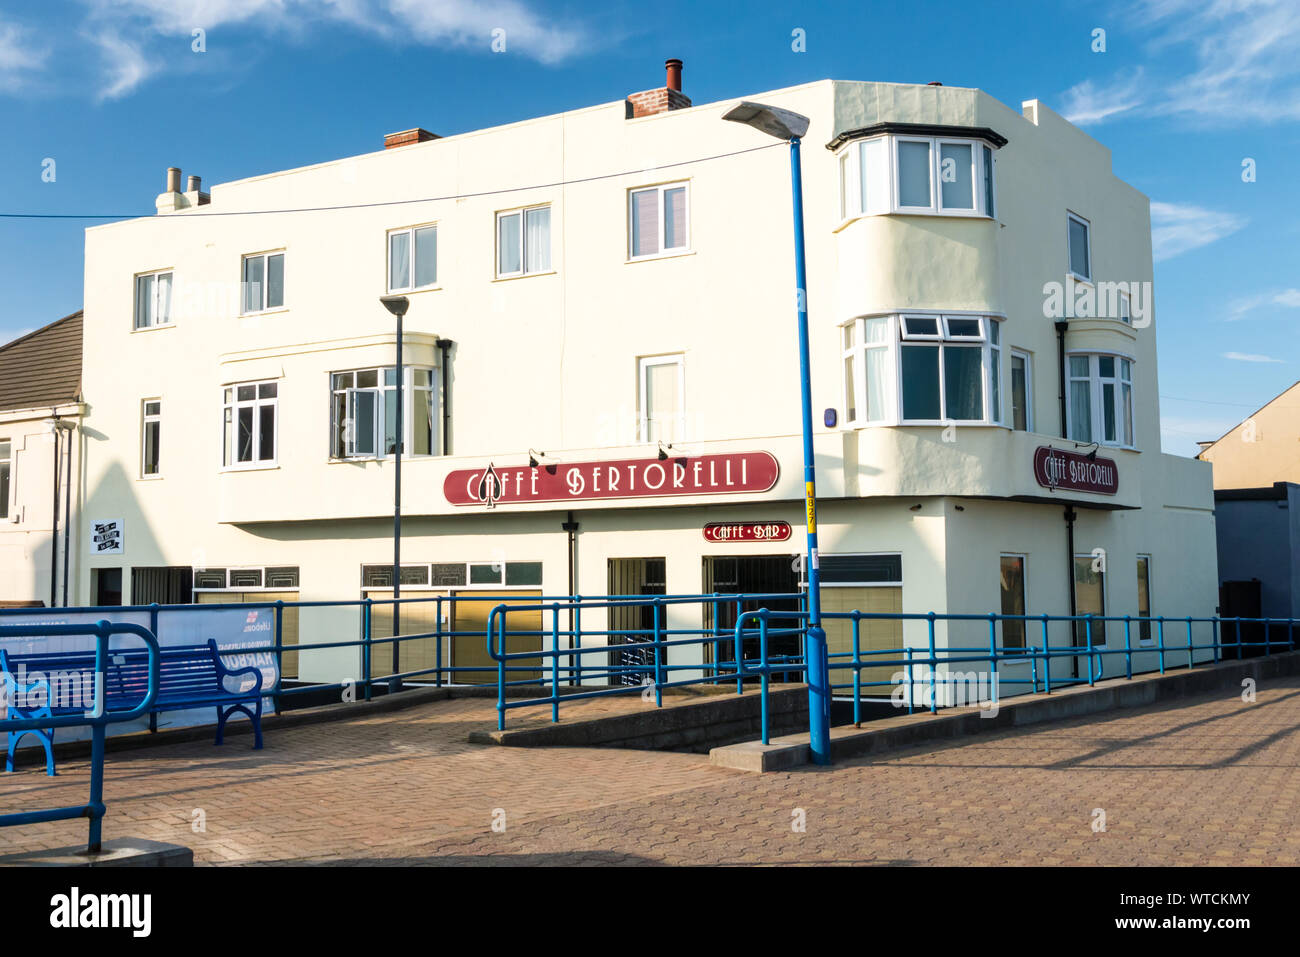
1196, 380, 1300, 456
0, 311, 83, 412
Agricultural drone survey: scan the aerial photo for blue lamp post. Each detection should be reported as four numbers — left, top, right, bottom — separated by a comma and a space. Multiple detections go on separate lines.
380, 293, 410, 690
722, 101, 831, 765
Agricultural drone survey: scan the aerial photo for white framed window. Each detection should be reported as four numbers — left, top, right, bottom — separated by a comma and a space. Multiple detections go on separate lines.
0, 440, 11, 519
638, 354, 685, 444
387, 224, 438, 292
222, 381, 278, 468
628, 182, 689, 259
999, 554, 1027, 650
839, 135, 995, 221
1136, 555, 1153, 645
1073, 554, 1107, 647
134, 270, 172, 329
141, 399, 161, 477
1010, 349, 1033, 432
1067, 212, 1091, 282
496, 205, 551, 278
1067, 352, 1135, 447
1118, 290, 1131, 325
241, 251, 285, 314
329, 366, 439, 460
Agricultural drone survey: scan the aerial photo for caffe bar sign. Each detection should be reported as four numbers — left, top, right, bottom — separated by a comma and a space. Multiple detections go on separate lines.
444, 452, 780, 508
1033, 446, 1119, 496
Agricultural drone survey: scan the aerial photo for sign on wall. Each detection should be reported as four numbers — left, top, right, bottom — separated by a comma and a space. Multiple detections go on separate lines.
1033, 446, 1119, 496
89, 519, 124, 554
703, 521, 792, 543
443, 452, 780, 507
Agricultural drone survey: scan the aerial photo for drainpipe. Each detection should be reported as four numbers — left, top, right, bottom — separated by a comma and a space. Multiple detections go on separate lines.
62, 423, 72, 606
49, 417, 60, 607
436, 338, 453, 455
561, 511, 579, 685
1054, 320, 1069, 439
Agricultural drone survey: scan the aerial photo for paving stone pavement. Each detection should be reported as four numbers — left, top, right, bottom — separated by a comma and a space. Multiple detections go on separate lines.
3, 677, 1299, 866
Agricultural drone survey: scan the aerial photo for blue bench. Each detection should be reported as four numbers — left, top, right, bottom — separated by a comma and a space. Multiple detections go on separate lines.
1, 639, 265, 776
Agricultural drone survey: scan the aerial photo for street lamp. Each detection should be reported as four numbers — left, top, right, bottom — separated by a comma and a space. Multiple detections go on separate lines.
380, 293, 409, 690
722, 100, 830, 765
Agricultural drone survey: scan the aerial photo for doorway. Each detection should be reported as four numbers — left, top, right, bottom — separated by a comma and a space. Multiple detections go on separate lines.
130, 566, 193, 605
702, 555, 803, 679
607, 557, 666, 686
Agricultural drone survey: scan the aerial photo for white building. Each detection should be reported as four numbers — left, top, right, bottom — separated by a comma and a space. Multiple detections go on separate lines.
74, 63, 1217, 694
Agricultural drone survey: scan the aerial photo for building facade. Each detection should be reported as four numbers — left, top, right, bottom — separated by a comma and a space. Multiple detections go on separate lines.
76, 66, 1217, 692
0, 312, 85, 608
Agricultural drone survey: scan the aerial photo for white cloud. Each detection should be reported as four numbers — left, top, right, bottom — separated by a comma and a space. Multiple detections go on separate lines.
1223, 351, 1285, 363
0, 19, 50, 91
1228, 287, 1300, 319
74, 0, 589, 97
1060, 70, 1144, 126
1149, 201, 1246, 261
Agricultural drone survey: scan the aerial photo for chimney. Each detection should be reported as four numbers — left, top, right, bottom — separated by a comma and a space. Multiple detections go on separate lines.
166, 167, 181, 192
157, 166, 208, 213
384, 128, 440, 149
186, 174, 201, 192
926, 81, 943, 86
626, 58, 692, 118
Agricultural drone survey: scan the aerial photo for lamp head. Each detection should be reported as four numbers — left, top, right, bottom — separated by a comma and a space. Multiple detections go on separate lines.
379, 294, 410, 318
721, 101, 810, 140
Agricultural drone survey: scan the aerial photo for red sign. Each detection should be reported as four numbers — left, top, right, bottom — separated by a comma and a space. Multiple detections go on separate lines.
703, 521, 792, 543
444, 452, 780, 507
1033, 446, 1119, 495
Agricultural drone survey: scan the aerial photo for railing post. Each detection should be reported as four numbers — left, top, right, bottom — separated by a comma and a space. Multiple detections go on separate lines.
1157, 616, 1166, 675
1235, 617, 1243, 661
363, 598, 373, 702
436, 596, 444, 688
86, 620, 111, 854
927, 612, 937, 714
550, 604, 560, 724
735, 597, 744, 694
1041, 615, 1051, 695
904, 646, 914, 715
1085, 615, 1095, 686
494, 607, 506, 731
711, 594, 721, 682
652, 598, 663, 709
572, 595, 582, 687
273, 600, 284, 716
1290, 619, 1296, 653
852, 612, 861, 728
987, 613, 998, 710
1186, 617, 1195, 669
1123, 615, 1132, 681
759, 613, 770, 745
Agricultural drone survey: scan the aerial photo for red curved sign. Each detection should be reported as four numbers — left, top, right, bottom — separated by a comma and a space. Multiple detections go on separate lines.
703, 521, 792, 543
1033, 446, 1119, 495
444, 451, 780, 507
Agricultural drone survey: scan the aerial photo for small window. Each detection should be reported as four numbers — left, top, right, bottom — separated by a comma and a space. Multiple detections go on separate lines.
194, 568, 227, 589
639, 354, 685, 444
229, 568, 264, 588
1067, 213, 1091, 282
938, 141, 975, 211
629, 183, 689, 258
1118, 291, 1131, 324
1136, 556, 1152, 644
497, 205, 551, 277
999, 555, 1027, 649
982, 145, 995, 218
141, 399, 161, 477
897, 139, 933, 209
1010, 350, 1032, 431
242, 252, 285, 314
0, 440, 10, 519
134, 271, 172, 329
223, 381, 278, 468
388, 225, 438, 292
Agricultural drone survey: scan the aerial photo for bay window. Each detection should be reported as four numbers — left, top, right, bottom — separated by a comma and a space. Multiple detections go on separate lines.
1067, 353, 1135, 447
836, 134, 996, 221
329, 366, 439, 459
841, 314, 1004, 426
223, 381, 278, 468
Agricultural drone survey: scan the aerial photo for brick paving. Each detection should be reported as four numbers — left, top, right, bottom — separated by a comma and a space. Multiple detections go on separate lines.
3, 677, 1299, 865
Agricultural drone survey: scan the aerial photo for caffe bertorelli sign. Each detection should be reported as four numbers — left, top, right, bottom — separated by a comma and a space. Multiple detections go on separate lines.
443, 451, 780, 507
1033, 446, 1119, 496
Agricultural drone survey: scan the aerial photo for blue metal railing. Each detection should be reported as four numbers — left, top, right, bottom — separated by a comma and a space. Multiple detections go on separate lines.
0, 620, 160, 854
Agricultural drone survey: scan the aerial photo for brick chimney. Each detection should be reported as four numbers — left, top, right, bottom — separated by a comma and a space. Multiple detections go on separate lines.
384, 128, 440, 149
626, 58, 691, 118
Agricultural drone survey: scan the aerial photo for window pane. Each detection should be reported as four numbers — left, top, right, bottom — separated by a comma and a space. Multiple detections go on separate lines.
943, 346, 984, 420
156, 273, 172, 324
898, 141, 932, 207
1069, 355, 1090, 378
1069, 380, 1092, 441
903, 316, 939, 337
631, 189, 659, 257
389, 231, 410, 290
498, 212, 521, 274
982, 145, 995, 217
258, 404, 275, 461
354, 391, 378, 456
838, 153, 849, 219
863, 316, 889, 344
237, 384, 255, 401
1073, 557, 1106, 645
842, 322, 855, 349
331, 391, 347, 458
990, 348, 1001, 423
243, 256, 264, 312
999, 556, 1026, 649
356, 369, 378, 388
223, 407, 233, 466
258, 382, 277, 398
266, 253, 284, 308
844, 354, 857, 421
413, 385, 434, 455
901, 345, 940, 420
1011, 355, 1028, 431
645, 360, 681, 443
0, 457, 10, 519
1122, 383, 1133, 445
1101, 382, 1116, 442
864, 347, 888, 422
384, 387, 399, 455
939, 143, 973, 209
237, 406, 254, 462
664, 187, 686, 250
135, 274, 154, 328
1098, 355, 1115, 378
413, 226, 437, 287
945, 317, 981, 337
506, 562, 543, 586
860, 139, 881, 213
524, 206, 551, 272
1068, 217, 1090, 278
144, 421, 160, 475
1137, 558, 1151, 642
470, 563, 502, 584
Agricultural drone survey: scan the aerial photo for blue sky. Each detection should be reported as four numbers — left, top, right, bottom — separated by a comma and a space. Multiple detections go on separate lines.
0, 0, 1297, 456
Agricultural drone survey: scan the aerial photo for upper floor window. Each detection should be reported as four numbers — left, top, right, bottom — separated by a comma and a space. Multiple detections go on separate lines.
1067, 213, 1091, 282
629, 183, 689, 259
388, 224, 438, 293
329, 366, 439, 460
141, 399, 161, 477
241, 251, 285, 314
1009, 349, 1033, 431
842, 314, 1004, 427
134, 270, 172, 329
638, 354, 685, 444
223, 381, 278, 468
497, 205, 551, 278
0, 441, 10, 519
837, 135, 995, 221
1067, 352, 1134, 447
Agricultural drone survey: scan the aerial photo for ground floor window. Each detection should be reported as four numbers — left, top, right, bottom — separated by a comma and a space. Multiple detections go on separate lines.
608, 557, 666, 686
999, 554, 1027, 649
91, 568, 123, 606
1073, 555, 1107, 646
193, 565, 301, 677
1136, 555, 1152, 644
816, 554, 903, 694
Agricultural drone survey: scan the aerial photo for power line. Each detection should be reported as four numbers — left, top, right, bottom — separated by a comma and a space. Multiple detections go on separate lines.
1159, 394, 1259, 408
0, 142, 785, 222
